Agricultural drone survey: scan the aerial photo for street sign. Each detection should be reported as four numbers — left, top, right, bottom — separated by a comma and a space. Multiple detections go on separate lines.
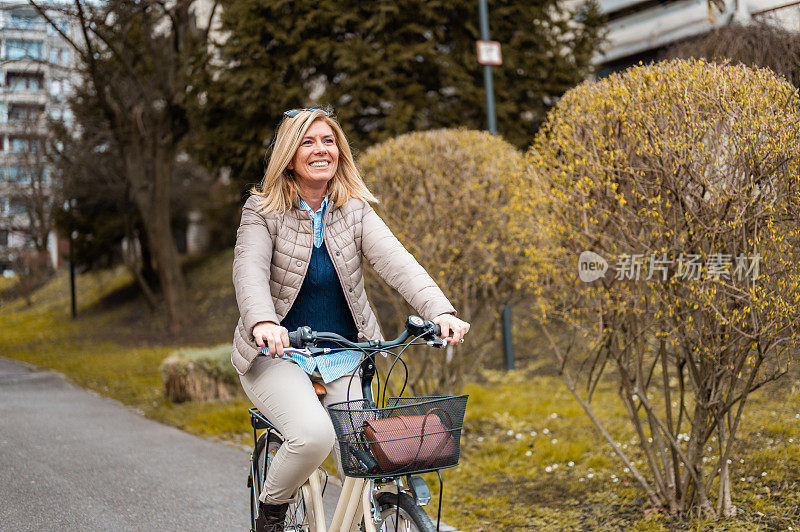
476, 40, 502, 66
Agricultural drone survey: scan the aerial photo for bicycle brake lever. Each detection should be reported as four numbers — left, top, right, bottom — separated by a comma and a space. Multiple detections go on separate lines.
259, 347, 315, 358
427, 337, 464, 348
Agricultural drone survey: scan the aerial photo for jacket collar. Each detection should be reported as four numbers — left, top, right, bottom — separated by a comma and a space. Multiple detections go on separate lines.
298, 195, 328, 216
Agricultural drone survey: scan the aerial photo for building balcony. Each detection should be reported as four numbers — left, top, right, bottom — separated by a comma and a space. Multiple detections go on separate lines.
562, 0, 800, 64
0, 24, 47, 38
1, 58, 47, 72
601, 0, 721, 63
0, 90, 48, 105
0, 121, 49, 136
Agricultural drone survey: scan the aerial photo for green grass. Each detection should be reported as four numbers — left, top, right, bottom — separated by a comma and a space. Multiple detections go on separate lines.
2, 255, 800, 530
0, 274, 18, 292
0, 254, 250, 440
420, 370, 800, 530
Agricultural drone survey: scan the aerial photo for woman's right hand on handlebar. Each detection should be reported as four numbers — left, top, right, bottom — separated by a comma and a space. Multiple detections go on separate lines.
252, 321, 289, 357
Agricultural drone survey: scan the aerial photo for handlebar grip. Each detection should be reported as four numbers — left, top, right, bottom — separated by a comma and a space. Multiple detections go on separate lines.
288, 326, 314, 348
288, 330, 303, 348
432, 323, 441, 337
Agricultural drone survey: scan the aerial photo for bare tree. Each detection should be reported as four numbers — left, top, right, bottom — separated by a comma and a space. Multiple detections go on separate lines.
520, 59, 800, 517
0, 108, 55, 303
3, 131, 52, 257
49, 99, 160, 310
29, 0, 219, 331
0, 4, 79, 298
666, 21, 800, 88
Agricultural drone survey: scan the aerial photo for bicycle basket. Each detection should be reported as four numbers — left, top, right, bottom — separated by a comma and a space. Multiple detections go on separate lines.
327, 395, 468, 478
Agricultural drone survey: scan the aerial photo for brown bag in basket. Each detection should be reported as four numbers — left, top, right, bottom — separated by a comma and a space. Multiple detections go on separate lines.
362, 408, 455, 473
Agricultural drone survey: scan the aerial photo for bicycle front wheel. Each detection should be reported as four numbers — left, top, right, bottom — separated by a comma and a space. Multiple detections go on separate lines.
250, 430, 312, 531
375, 492, 436, 532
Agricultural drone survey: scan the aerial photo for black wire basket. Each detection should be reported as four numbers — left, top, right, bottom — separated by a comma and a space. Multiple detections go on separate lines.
327, 395, 468, 478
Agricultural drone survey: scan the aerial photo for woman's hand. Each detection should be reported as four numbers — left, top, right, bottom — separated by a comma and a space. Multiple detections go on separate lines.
433, 314, 470, 345
252, 321, 290, 358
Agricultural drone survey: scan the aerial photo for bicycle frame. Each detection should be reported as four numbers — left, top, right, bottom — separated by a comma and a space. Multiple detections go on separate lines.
306, 473, 387, 532
249, 356, 405, 532
250, 316, 453, 531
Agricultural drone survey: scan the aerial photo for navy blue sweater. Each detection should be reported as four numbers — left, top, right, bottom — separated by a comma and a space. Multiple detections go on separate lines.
281, 241, 358, 340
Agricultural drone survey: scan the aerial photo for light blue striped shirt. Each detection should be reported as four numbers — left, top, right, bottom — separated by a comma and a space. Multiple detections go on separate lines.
299, 196, 328, 248
264, 196, 361, 383
260, 346, 362, 384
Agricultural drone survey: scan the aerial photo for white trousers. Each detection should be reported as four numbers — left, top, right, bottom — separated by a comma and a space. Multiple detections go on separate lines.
240, 355, 362, 504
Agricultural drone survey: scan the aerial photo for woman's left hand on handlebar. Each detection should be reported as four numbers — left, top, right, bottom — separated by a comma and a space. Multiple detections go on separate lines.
433, 313, 470, 345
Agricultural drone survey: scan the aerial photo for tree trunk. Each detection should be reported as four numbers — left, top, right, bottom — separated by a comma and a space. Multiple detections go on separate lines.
137, 224, 160, 289
146, 205, 187, 332
716, 416, 735, 517
125, 142, 188, 332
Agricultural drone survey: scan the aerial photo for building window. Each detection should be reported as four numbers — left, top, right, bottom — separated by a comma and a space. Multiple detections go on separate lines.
7, 166, 44, 183
10, 14, 39, 30
8, 166, 23, 183
0, 197, 7, 215
6, 72, 44, 92
10, 139, 25, 153
48, 78, 71, 97
8, 103, 44, 122
0, 230, 8, 247
46, 18, 69, 36
10, 138, 41, 153
8, 166, 31, 183
49, 47, 70, 66
6, 40, 43, 60
9, 199, 26, 215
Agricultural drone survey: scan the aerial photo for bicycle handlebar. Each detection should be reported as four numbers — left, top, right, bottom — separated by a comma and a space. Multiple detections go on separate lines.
287, 315, 443, 353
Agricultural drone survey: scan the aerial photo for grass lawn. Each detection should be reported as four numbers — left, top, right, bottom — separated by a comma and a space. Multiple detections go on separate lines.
431, 370, 800, 530
2, 254, 799, 530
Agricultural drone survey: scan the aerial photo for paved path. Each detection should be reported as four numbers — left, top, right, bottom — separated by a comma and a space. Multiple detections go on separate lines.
0, 357, 458, 531
0, 357, 257, 530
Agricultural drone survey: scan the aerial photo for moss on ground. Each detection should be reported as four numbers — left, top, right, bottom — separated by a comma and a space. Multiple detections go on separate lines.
420, 370, 800, 530
2, 256, 800, 530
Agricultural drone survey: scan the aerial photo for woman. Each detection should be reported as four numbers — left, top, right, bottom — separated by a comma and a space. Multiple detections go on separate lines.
232, 108, 469, 531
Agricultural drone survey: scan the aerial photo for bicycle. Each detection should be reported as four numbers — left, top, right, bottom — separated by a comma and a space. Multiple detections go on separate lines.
246, 315, 468, 532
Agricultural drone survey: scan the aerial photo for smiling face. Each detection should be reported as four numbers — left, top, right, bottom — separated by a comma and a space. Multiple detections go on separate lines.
288, 119, 339, 191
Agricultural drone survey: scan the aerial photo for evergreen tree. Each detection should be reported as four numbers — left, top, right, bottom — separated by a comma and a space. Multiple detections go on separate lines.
191, 0, 604, 186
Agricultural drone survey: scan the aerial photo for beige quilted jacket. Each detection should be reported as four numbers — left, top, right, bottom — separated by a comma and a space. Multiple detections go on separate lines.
231, 195, 456, 375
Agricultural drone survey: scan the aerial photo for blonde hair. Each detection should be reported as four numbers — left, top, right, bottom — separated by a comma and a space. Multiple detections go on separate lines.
251, 109, 378, 213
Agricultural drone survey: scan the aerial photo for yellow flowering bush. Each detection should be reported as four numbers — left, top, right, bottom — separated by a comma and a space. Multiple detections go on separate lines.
518, 59, 800, 517
359, 129, 527, 393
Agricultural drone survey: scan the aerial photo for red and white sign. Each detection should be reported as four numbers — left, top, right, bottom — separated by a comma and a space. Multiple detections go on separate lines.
476, 40, 502, 66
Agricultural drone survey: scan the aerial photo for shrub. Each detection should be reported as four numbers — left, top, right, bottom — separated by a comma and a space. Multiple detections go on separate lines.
518, 59, 800, 517
359, 129, 529, 393
666, 21, 800, 89
160, 344, 239, 402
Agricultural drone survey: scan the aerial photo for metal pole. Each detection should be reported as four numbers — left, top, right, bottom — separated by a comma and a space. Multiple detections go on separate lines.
478, 0, 497, 135
69, 229, 76, 318
478, 0, 510, 368
502, 305, 514, 370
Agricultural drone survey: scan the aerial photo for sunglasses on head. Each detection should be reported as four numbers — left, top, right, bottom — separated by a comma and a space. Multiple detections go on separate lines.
283, 107, 331, 118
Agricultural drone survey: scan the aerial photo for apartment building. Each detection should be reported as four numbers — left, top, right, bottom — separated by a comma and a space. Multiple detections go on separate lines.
563, 0, 800, 73
0, 1, 75, 274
